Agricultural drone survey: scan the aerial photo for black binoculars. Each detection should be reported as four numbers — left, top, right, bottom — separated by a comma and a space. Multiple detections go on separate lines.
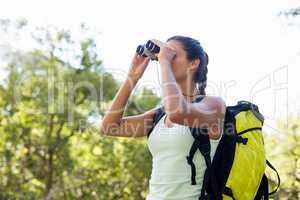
136, 40, 160, 61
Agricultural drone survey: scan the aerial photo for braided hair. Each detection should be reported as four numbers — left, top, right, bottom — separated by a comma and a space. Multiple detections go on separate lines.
166, 36, 209, 95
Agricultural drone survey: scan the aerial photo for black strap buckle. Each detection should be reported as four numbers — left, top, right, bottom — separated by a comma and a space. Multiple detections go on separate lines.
236, 135, 248, 144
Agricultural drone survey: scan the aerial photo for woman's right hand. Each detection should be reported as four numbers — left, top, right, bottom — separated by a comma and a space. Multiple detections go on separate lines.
127, 52, 151, 82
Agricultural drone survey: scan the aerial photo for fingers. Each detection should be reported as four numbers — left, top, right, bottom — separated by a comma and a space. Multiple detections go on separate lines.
133, 52, 139, 60
143, 57, 151, 64
134, 52, 143, 61
134, 51, 149, 63
134, 52, 138, 56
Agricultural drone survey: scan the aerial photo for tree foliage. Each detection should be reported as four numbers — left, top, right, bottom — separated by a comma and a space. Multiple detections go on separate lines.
0, 20, 160, 200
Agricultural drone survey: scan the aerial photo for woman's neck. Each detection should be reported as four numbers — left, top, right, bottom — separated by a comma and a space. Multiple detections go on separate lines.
177, 77, 202, 103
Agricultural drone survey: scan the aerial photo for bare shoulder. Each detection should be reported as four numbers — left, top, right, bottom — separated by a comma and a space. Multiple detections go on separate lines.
201, 96, 226, 140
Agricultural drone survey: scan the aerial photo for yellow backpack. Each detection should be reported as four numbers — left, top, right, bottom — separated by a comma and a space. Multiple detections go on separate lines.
148, 98, 280, 200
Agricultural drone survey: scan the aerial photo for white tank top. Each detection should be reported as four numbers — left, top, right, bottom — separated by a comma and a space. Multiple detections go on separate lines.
146, 113, 223, 200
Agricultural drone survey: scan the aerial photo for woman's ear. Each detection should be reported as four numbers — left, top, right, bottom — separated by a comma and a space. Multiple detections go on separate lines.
190, 58, 200, 71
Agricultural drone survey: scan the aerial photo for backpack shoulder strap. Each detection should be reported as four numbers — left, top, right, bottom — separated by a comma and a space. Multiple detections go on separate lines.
186, 95, 221, 198
254, 160, 280, 200
185, 96, 210, 180
189, 125, 220, 198
147, 106, 165, 138
266, 160, 280, 195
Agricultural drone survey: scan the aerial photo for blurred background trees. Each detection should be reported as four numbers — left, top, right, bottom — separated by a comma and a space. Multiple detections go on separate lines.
0, 19, 160, 199
265, 116, 300, 199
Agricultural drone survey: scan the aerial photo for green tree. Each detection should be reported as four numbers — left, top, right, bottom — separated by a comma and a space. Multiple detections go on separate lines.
0, 19, 160, 199
265, 115, 300, 200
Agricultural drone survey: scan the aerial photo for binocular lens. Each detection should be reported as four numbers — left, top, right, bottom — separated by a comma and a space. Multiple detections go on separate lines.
146, 40, 160, 54
136, 45, 147, 57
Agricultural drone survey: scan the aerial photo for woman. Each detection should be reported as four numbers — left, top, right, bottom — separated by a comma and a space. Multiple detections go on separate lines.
100, 35, 226, 200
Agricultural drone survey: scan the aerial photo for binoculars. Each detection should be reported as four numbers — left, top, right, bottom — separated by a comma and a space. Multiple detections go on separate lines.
136, 40, 160, 61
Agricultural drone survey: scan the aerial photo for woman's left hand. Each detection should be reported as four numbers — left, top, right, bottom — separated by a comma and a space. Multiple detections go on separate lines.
151, 39, 176, 64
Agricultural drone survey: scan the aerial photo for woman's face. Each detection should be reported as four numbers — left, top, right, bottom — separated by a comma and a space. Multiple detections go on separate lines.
166, 40, 198, 82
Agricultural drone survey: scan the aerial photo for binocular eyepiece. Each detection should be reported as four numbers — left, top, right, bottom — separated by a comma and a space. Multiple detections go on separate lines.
136, 40, 160, 61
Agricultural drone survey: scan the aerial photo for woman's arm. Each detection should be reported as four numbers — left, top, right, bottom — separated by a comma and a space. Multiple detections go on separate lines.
100, 52, 155, 138
156, 41, 226, 139
159, 61, 226, 129
100, 77, 157, 138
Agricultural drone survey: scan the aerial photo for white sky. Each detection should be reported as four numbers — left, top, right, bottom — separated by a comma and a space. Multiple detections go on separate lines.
0, 0, 299, 134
